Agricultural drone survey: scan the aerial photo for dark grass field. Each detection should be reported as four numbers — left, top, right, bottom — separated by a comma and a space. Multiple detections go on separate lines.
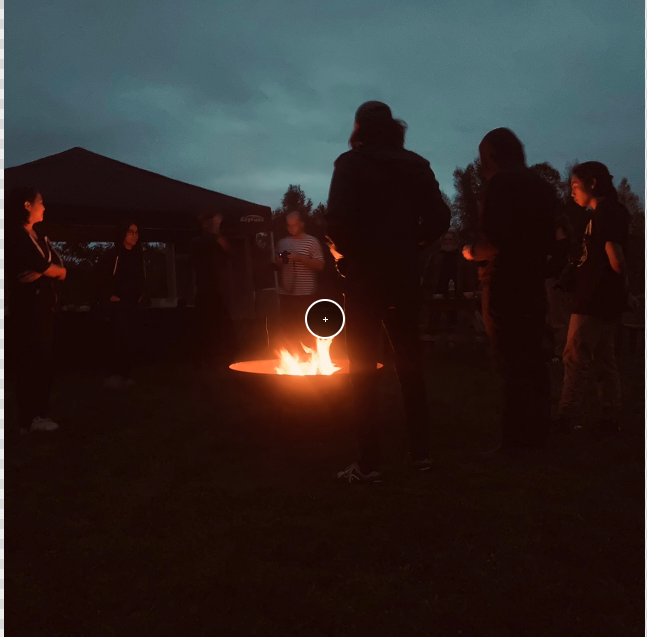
7, 341, 645, 636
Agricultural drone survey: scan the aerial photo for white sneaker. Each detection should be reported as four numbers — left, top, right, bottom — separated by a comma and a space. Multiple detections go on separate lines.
30, 417, 59, 432
335, 462, 382, 484
103, 375, 125, 389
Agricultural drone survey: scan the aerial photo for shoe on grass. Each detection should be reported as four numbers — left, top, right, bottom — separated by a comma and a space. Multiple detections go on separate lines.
335, 462, 382, 484
29, 416, 59, 432
405, 453, 433, 472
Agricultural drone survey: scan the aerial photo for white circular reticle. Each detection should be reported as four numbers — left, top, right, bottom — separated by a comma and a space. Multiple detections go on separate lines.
305, 299, 345, 339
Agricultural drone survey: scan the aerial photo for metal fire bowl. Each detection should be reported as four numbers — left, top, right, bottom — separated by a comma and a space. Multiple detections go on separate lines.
228, 359, 383, 415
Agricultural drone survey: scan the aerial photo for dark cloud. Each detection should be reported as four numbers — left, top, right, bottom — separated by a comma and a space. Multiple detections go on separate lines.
7, 0, 644, 208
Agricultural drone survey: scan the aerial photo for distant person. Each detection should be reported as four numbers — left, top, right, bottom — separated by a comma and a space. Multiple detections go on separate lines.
6, 187, 66, 435
463, 128, 556, 457
96, 220, 146, 389
326, 101, 451, 483
555, 162, 635, 437
545, 214, 576, 362
190, 211, 239, 371
274, 211, 324, 354
421, 230, 477, 337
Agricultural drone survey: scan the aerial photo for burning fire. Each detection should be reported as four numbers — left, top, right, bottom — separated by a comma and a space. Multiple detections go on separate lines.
275, 338, 341, 376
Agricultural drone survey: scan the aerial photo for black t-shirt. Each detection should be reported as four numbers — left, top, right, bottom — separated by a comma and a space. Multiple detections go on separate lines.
479, 168, 557, 314
6, 225, 62, 314
113, 249, 145, 302
571, 199, 629, 318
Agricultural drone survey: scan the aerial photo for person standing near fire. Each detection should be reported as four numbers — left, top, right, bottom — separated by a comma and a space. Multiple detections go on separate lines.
462, 128, 557, 457
274, 211, 325, 354
326, 101, 451, 483
190, 211, 239, 371
6, 187, 67, 435
96, 219, 146, 389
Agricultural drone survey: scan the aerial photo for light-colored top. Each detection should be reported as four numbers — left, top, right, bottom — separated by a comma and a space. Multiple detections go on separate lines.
276, 234, 324, 296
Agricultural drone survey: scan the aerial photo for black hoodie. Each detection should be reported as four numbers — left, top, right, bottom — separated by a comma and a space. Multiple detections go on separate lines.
325, 144, 451, 304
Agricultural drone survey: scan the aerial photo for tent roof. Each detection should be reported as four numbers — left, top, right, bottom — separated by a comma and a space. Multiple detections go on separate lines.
5, 147, 272, 235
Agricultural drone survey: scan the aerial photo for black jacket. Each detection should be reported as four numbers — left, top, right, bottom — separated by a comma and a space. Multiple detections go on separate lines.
96, 246, 145, 305
325, 144, 451, 304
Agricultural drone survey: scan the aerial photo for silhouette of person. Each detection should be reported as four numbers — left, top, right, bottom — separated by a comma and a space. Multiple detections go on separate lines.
463, 128, 556, 456
326, 101, 451, 483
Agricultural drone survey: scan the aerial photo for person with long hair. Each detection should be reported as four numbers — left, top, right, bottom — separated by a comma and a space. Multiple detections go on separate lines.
555, 162, 635, 436
326, 101, 451, 483
6, 187, 67, 434
96, 219, 146, 388
545, 214, 577, 362
462, 128, 557, 457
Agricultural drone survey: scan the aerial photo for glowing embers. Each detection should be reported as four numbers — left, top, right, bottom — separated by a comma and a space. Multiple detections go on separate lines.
275, 338, 341, 376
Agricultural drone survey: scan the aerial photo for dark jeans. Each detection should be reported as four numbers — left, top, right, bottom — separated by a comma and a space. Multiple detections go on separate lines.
106, 301, 138, 379
344, 290, 429, 470
481, 285, 551, 449
11, 306, 56, 430
194, 296, 239, 367
279, 294, 317, 354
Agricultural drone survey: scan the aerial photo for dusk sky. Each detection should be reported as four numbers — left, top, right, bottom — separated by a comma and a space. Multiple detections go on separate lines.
7, 0, 645, 210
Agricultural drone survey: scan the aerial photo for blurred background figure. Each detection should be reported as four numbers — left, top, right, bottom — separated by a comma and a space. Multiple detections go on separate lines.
420, 229, 477, 339
544, 214, 576, 363
6, 187, 67, 434
96, 219, 146, 389
190, 211, 239, 372
274, 210, 324, 355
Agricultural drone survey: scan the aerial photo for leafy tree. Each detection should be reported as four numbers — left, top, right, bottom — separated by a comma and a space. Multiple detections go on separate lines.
452, 158, 484, 241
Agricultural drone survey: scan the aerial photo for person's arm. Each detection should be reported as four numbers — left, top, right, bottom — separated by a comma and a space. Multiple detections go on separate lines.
325, 154, 359, 259
462, 236, 499, 262
605, 242, 627, 276
292, 237, 325, 271
289, 253, 324, 270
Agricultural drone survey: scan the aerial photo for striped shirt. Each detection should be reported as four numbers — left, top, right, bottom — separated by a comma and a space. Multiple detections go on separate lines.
276, 234, 324, 296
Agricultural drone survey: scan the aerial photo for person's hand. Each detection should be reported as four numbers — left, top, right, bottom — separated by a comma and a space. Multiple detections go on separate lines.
288, 252, 302, 263
110, 295, 121, 302
462, 245, 474, 261
18, 270, 43, 283
274, 257, 284, 267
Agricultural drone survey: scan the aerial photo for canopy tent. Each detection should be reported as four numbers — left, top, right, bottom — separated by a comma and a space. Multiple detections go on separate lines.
5, 147, 272, 241
6, 147, 275, 318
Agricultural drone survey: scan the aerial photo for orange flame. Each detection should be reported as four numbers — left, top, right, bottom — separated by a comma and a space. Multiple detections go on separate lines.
275, 338, 341, 375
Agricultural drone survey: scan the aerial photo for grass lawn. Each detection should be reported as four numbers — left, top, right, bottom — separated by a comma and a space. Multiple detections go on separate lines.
7, 342, 645, 636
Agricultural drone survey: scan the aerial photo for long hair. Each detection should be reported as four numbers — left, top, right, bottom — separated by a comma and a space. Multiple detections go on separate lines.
6, 186, 40, 227
571, 161, 618, 201
349, 101, 407, 149
479, 128, 526, 175
115, 219, 142, 251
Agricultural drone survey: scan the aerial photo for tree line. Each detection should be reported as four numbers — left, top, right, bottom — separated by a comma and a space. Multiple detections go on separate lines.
267, 160, 644, 293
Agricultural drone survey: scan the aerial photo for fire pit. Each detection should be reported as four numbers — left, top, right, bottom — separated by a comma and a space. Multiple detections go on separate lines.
229, 338, 383, 419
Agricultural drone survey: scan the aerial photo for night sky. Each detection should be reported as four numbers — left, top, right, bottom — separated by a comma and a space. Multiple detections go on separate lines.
7, 0, 644, 209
